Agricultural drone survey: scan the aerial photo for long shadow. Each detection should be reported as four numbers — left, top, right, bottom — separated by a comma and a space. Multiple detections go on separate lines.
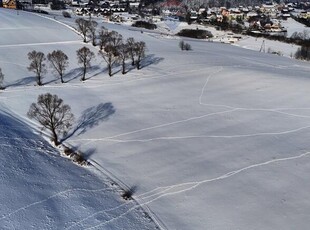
83, 147, 97, 159
5, 76, 36, 87
62, 102, 115, 142
88, 67, 108, 79
64, 67, 83, 83
140, 54, 164, 69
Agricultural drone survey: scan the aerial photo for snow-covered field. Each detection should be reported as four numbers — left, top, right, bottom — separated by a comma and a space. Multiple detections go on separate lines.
1, 8, 310, 230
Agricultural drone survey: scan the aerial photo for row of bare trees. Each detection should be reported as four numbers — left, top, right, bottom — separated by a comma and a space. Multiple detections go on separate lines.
27, 49, 70, 85
27, 46, 96, 85
75, 18, 146, 76
99, 33, 146, 76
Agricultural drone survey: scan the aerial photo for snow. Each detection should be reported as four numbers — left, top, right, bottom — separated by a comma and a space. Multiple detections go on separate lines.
1, 8, 310, 230
281, 17, 310, 37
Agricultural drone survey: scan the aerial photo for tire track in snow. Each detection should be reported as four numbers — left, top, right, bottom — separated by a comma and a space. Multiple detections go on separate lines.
81, 151, 310, 229
68, 108, 238, 145
90, 124, 310, 143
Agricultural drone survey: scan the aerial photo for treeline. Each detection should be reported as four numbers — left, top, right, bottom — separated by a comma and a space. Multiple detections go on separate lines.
0, 19, 147, 88
75, 18, 147, 75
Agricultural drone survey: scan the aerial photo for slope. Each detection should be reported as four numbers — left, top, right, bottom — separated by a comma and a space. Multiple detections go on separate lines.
1, 8, 310, 230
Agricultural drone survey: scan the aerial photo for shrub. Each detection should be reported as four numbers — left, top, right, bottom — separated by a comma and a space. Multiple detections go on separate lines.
63, 146, 74, 156
177, 29, 213, 39
132, 21, 157, 30
179, 40, 185, 50
184, 43, 192, 50
179, 40, 192, 51
122, 186, 137, 200
295, 45, 310, 61
62, 11, 71, 18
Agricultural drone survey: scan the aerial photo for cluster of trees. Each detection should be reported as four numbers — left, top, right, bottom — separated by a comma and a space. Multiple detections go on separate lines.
179, 40, 192, 51
75, 18, 147, 76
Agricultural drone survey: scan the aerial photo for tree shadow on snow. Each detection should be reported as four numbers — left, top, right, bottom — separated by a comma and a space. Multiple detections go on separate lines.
6, 76, 37, 87
140, 54, 164, 69
62, 102, 115, 141
64, 67, 83, 83
66, 66, 102, 82
84, 65, 101, 80
87, 67, 108, 79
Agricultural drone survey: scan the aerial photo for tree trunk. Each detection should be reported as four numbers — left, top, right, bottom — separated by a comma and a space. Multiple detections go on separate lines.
60, 74, 64, 83
82, 65, 86, 81
52, 128, 59, 146
136, 60, 140, 70
122, 61, 125, 74
108, 64, 112, 77
37, 75, 42, 86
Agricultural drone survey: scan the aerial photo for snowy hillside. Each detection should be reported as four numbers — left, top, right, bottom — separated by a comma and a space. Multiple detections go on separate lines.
1, 8, 310, 230
0, 9, 158, 230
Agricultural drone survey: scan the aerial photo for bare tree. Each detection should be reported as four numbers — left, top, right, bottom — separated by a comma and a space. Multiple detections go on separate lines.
75, 18, 90, 43
135, 41, 146, 70
179, 40, 185, 50
117, 43, 129, 74
47, 50, 69, 83
89, 20, 98, 46
98, 30, 123, 76
108, 31, 123, 47
27, 93, 74, 146
97, 27, 109, 50
76, 46, 95, 81
0, 68, 4, 89
99, 45, 119, 77
27, 50, 46, 86
127, 37, 136, 66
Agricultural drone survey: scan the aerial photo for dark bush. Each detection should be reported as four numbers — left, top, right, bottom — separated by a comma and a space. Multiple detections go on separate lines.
177, 29, 213, 39
295, 45, 310, 61
63, 146, 74, 156
122, 186, 137, 200
62, 11, 71, 18
184, 43, 192, 50
132, 21, 157, 30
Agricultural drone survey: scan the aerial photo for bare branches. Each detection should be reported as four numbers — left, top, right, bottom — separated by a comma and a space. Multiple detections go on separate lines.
97, 27, 109, 50
99, 45, 119, 77
89, 20, 98, 46
27, 50, 46, 86
47, 50, 69, 83
75, 18, 90, 43
75, 18, 98, 44
135, 41, 146, 70
98, 30, 123, 76
76, 46, 95, 81
27, 93, 74, 145
117, 43, 129, 74
126, 37, 136, 66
